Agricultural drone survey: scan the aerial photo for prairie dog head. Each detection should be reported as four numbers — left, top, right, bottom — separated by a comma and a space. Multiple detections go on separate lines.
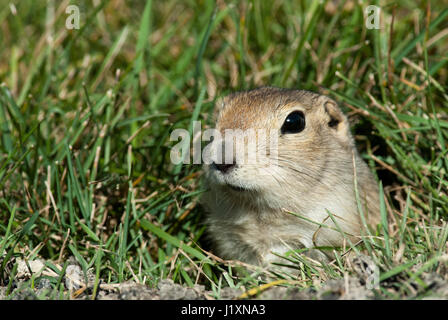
203, 87, 360, 210
202, 87, 380, 265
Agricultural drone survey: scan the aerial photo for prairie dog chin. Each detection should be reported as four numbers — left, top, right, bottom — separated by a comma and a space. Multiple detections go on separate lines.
202, 87, 380, 266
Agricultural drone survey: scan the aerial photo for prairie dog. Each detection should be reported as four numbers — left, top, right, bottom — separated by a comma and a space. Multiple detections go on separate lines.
202, 87, 380, 265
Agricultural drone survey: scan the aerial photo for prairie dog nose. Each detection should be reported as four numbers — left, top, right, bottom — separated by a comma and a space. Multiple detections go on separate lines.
212, 161, 235, 173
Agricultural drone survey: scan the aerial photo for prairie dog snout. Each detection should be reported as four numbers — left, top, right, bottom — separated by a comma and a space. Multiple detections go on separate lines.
202, 87, 380, 265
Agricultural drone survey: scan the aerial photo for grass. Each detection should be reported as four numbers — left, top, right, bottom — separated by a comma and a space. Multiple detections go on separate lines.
0, 0, 447, 299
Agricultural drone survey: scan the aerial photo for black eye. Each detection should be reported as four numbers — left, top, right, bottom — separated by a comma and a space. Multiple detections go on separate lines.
281, 111, 305, 134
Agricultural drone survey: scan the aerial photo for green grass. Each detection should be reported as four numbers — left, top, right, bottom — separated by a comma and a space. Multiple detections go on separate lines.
0, 0, 447, 299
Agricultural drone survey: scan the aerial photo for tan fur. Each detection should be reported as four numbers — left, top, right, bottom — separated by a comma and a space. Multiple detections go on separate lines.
202, 87, 380, 266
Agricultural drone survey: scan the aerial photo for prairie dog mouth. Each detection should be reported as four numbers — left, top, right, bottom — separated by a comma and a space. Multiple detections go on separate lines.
226, 183, 251, 192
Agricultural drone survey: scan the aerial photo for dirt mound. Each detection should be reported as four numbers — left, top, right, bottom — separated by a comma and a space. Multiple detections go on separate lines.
1, 256, 448, 300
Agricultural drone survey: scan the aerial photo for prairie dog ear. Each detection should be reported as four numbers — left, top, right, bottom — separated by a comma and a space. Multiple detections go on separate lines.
319, 96, 353, 147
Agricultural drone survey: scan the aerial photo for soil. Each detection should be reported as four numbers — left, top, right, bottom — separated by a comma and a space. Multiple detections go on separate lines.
1, 256, 448, 300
